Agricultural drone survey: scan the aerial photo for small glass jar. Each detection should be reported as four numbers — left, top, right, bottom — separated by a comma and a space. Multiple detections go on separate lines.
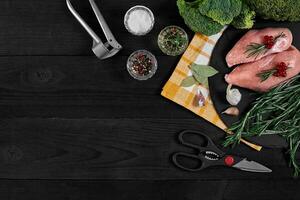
127, 50, 158, 80
158, 25, 189, 56
124, 5, 155, 36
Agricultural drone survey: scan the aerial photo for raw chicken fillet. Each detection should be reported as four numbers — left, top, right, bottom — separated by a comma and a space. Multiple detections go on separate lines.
226, 28, 293, 67
225, 46, 300, 92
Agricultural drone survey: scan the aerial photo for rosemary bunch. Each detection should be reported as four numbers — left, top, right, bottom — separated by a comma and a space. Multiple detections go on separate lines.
224, 75, 300, 176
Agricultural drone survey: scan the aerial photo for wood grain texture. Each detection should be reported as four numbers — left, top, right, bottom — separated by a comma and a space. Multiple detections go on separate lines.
0, 180, 300, 200
0, 0, 193, 118
0, 0, 300, 198
0, 56, 196, 118
0, 0, 190, 56
0, 118, 297, 179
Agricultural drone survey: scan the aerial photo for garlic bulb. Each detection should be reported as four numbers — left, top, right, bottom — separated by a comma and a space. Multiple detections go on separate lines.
226, 84, 241, 106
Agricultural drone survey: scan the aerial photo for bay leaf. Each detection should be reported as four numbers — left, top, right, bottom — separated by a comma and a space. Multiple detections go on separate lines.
201, 78, 209, 88
191, 63, 219, 78
192, 73, 207, 85
180, 76, 197, 87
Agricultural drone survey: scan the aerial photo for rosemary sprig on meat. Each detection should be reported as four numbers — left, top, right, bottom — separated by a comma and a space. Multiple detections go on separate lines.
223, 75, 300, 176
257, 69, 277, 82
244, 32, 286, 59
245, 43, 268, 59
257, 62, 289, 82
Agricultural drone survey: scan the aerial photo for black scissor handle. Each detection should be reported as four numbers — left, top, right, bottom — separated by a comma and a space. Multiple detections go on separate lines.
178, 130, 224, 156
172, 152, 206, 172
172, 152, 242, 171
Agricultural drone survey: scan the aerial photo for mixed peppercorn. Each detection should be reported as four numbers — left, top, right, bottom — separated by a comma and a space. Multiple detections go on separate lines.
131, 53, 153, 76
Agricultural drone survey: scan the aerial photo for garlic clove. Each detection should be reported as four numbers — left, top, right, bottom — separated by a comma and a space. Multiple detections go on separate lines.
222, 107, 239, 116
226, 84, 242, 106
194, 88, 206, 107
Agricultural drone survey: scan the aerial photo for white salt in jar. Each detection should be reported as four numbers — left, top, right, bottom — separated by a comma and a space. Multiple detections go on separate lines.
124, 5, 155, 36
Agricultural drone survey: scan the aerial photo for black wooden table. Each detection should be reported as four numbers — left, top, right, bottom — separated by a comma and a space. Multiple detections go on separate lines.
0, 0, 299, 199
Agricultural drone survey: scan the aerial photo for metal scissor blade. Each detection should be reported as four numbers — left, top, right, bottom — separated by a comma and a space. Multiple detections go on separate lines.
232, 158, 272, 173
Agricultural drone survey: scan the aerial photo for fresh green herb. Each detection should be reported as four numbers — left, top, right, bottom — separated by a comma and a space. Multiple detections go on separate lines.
274, 32, 286, 41
257, 69, 277, 82
181, 63, 218, 88
244, 32, 286, 59
180, 76, 197, 87
244, 43, 267, 59
191, 64, 219, 78
223, 75, 300, 176
257, 62, 289, 82
158, 26, 189, 56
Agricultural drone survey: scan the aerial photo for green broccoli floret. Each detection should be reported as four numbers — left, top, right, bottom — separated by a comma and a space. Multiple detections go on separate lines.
245, 0, 300, 21
231, 3, 255, 29
177, 0, 224, 36
198, 0, 242, 25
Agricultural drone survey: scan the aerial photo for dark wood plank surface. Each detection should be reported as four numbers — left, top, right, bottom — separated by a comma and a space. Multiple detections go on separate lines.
0, 0, 181, 56
0, 0, 299, 199
0, 118, 295, 179
1, 180, 299, 200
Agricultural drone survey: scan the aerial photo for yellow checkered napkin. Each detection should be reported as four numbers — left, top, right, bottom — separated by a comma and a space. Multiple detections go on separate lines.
161, 31, 227, 130
161, 31, 262, 151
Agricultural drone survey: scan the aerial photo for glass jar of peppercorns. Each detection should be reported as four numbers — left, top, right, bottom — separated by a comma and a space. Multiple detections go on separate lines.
127, 50, 158, 80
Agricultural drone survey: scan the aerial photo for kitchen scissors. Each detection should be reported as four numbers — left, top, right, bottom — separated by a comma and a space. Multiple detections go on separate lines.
172, 130, 272, 173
